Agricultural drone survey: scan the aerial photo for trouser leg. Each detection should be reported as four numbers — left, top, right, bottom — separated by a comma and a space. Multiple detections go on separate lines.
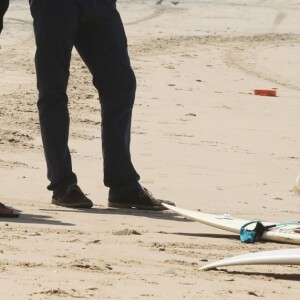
0, 0, 9, 33
30, 0, 78, 190
74, 0, 140, 197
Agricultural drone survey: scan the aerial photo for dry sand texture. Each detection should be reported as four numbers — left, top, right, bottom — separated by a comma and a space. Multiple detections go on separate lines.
0, 0, 300, 299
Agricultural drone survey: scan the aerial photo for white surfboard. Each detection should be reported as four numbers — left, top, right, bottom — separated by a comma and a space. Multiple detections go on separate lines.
163, 204, 300, 245
200, 248, 300, 270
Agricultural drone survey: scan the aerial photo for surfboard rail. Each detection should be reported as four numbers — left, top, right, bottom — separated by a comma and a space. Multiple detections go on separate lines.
200, 248, 300, 270
164, 204, 300, 245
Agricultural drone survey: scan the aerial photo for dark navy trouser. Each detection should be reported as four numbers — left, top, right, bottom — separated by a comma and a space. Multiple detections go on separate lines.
0, 0, 9, 33
29, 0, 140, 197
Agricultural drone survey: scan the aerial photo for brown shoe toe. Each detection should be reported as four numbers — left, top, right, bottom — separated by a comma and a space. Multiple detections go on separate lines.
108, 187, 175, 211
52, 185, 93, 209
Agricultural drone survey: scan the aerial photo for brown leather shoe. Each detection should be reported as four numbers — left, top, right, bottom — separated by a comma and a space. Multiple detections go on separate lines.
52, 184, 93, 208
0, 203, 19, 218
108, 187, 175, 211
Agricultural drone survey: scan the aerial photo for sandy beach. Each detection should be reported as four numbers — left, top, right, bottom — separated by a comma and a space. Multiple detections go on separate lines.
0, 0, 300, 298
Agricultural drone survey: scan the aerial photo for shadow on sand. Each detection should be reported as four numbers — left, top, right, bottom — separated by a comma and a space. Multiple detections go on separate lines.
0, 212, 74, 226
215, 269, 300, 282
38, 206, 194, 222
167, 232, 240, 240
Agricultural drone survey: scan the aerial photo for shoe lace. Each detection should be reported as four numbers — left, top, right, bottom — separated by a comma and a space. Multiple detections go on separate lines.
138, 187, 154, 199
67, 184, 82, 193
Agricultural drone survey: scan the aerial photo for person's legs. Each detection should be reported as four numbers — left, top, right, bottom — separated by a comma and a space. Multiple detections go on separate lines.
30, 0, 78, 191
74, 0, 175, 210
75, 0, 140, 198
30, 0, 93, 208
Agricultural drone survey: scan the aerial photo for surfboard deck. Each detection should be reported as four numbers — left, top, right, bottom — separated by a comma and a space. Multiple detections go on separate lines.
200, 248, 300, 270
163, 204, 300, 245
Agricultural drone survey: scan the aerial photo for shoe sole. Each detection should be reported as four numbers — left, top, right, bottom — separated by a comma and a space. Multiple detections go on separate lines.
52, 200, 93, 209
107, 202, 168, 211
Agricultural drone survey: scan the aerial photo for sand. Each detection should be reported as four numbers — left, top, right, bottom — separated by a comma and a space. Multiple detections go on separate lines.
0, 0, 300, 299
